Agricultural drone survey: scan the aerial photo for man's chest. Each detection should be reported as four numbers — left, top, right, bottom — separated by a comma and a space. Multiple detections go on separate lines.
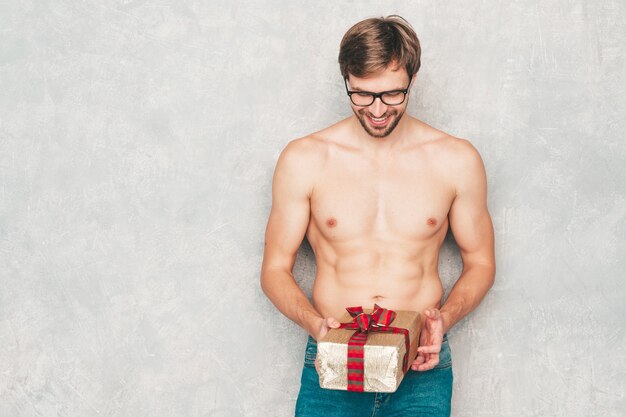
309, 159, 455, 241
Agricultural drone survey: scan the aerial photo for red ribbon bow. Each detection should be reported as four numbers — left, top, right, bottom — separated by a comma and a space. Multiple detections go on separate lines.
338, 304, 411, 392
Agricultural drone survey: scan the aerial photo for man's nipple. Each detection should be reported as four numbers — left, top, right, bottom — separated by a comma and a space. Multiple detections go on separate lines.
326, 217, 337, 228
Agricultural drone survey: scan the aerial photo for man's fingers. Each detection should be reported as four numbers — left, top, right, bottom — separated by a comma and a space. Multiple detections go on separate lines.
417, 345, 441, 354
411, 355, 425, 370
415, 355, 440, 371
413, 354, 425, 363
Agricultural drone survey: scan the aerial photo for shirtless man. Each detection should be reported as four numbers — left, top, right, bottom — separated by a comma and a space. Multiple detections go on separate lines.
261, 15, 495, 417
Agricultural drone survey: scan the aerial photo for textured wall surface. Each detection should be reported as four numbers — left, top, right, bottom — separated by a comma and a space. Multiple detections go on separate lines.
1, 1, 625, 416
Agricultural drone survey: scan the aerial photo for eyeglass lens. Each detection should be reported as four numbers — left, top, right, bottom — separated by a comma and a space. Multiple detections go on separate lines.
350, 91, 406, 106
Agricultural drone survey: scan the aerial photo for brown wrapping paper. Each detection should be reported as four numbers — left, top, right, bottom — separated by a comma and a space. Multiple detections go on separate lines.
317, 308, 421, 393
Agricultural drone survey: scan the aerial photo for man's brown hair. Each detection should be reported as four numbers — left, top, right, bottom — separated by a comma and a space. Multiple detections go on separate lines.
338, 15, 421, 80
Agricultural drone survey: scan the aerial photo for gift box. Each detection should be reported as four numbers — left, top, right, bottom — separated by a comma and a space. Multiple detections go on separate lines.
317, 304, 420, 393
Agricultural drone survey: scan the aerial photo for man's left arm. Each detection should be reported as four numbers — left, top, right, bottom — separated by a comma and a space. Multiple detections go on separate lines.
440, 139, 496, 334
413, 139, 496, 371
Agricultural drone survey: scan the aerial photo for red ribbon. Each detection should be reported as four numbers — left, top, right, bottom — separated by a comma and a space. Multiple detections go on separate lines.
338, 304, 411, 392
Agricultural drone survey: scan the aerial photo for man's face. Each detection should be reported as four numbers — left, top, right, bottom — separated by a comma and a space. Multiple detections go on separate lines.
346, 66, 412, 138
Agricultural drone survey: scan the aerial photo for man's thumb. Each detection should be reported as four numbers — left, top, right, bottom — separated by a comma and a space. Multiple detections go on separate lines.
327, 317, 341, 328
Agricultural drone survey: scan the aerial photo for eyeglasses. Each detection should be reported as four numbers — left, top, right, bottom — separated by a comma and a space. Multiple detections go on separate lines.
344, 76, 412, 106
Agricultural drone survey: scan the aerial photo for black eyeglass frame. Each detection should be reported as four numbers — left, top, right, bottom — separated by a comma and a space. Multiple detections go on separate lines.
343, 75, 413, 106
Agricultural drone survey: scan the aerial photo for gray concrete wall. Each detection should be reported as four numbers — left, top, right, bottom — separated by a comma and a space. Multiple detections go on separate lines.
1, 1, 624, 416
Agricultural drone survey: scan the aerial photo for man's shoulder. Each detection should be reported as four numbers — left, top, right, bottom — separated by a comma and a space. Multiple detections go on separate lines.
441, 136, 483, 171
411, 122, 485, 186
278, 120, 349, 166
418, 123, 482, 165
437, 136, 481, 161
284, 134, 327, 154
430, 134, 488, 202
274, 131, 334, 189
279, 134, 328, 167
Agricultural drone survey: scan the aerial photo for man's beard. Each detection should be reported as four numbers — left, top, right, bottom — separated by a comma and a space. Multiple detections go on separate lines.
354, 107, 406, 138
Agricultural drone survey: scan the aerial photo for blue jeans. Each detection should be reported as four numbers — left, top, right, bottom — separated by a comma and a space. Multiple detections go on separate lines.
295, 334, 453, 417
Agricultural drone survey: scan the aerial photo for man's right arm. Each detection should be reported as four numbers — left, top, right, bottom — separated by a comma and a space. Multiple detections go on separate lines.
260, 139, 331, 340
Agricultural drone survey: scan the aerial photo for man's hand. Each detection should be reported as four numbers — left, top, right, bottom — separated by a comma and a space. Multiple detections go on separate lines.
411, 308, 444, 372
314, 317, 341, 342
313, 317, 341, 375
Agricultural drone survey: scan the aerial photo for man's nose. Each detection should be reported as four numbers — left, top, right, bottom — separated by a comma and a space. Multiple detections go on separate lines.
369, 97, 387, 117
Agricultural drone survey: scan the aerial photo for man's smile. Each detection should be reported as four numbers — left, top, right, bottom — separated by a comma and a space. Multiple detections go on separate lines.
367, 114, 391, 126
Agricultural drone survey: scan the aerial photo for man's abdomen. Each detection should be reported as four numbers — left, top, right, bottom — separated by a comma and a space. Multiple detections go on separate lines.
311, 263, 444, 321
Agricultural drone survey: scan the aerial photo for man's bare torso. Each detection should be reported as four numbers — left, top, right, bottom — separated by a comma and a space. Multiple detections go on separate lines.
299, 116, 461, 327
